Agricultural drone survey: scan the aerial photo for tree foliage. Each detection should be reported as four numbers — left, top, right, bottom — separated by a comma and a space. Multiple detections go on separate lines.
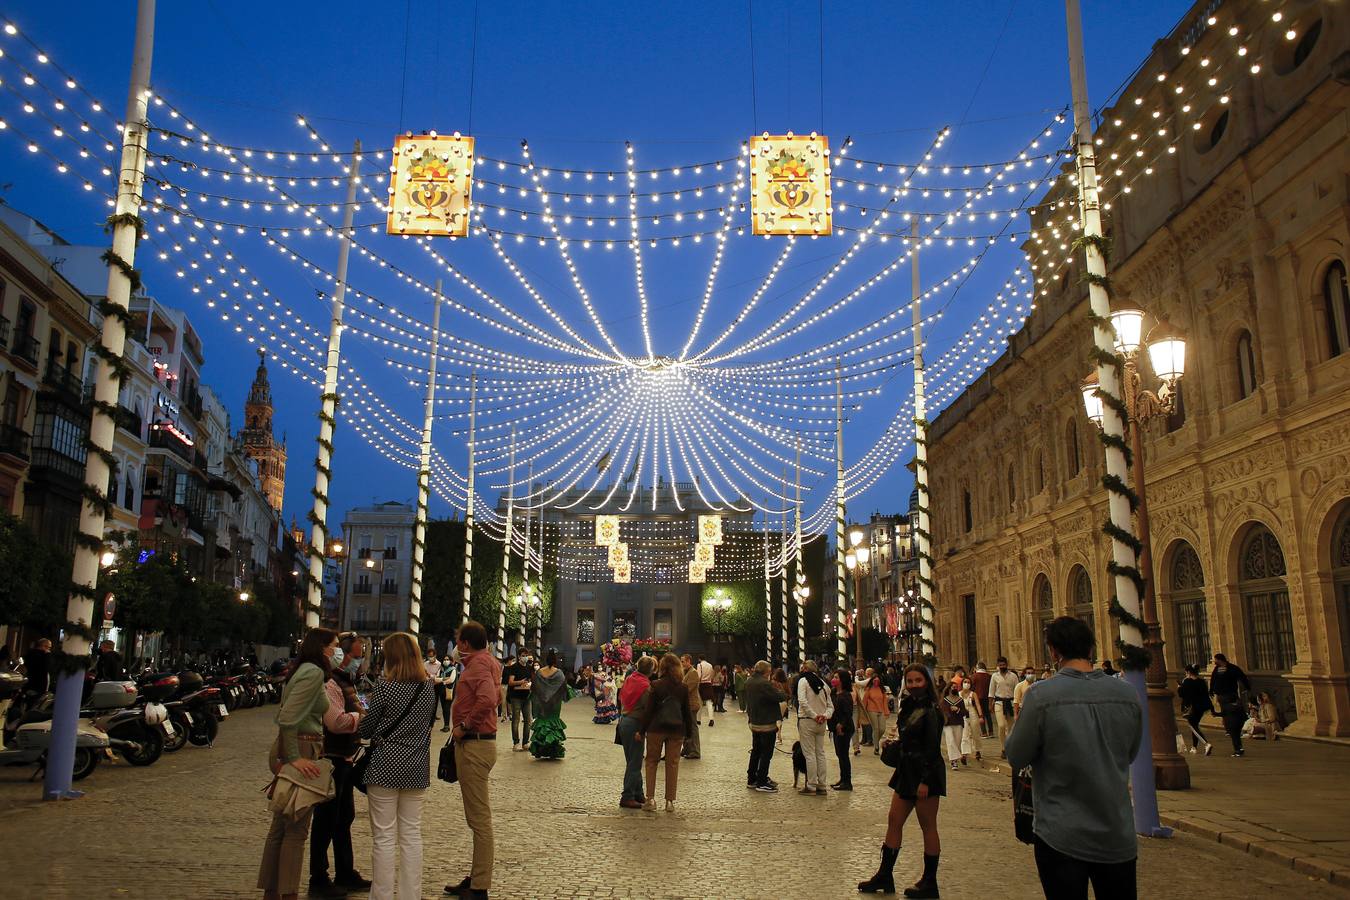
0, 513, 72, 631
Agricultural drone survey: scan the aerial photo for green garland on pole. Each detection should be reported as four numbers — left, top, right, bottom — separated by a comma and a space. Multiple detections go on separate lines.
100, 249, 142, 293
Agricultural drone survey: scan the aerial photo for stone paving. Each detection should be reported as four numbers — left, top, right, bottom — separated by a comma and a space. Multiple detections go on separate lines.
0, 699, 1345, 899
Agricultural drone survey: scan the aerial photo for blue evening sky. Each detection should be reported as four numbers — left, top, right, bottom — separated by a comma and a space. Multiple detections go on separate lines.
0, 1, 1187, 545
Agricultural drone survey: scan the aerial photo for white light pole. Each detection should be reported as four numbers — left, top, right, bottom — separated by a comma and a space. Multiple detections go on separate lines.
462, 373, 476, 625
497, 426, 516, 657
834, 360, 848, 665
408, 281, 443, 638
46, 0, 156, 801
910, 219, 935, 661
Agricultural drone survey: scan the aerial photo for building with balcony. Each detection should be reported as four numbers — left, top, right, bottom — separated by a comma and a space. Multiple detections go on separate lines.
924, 1, 1350, 736
339, 501, 416, 639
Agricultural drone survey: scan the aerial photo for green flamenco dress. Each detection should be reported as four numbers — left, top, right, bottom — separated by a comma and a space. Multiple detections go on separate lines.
529, 668, 568, 759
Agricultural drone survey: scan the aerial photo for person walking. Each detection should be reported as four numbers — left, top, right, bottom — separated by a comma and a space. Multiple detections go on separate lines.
502, 652, 534, 751
858, 663, 945, 898
1006, 616, 1143, 900
771, 667, 791, 743
259, 628, 335, 900
1177, 664, 1214, 756
1012, 666, 1037, 721
795, 659, 833, 796
528, 651, 567, 759
713, 664, 728, 713
971, 662, 993, 738
958, 680, 984, 762
734, 664, 749, 712
830, 669, 855, 791
444, 621, 501, 900
742, 660, 782, 792
638, 652, 695, 811
862, 672, 889, 757
988, 657, 1018, 755
852, 668, 871, 753
680, 654, 702, 759
436, 655, 457, 733
696, 653, 715, 726
309, 634, 368, 897
424, 644, 442, 681
939, 681, 969, 769
617, 656, 655, 809
1209, 653, 1253, 757
359, 632, 436, 900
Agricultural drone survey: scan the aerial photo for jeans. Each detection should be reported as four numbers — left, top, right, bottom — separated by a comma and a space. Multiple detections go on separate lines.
797, 718, 828, 788
366, 785, 424, 900
832, 730, 852, 786
748, 729, 775, 785
981, 697, 995, 735
866, 710, 886, 753
439, 691, 453, 728
508, 696, 532, 746
618, 715, 644, 802
310, 757, 357, 881
1034, 836, 1136, 900
455, 739, 497, 890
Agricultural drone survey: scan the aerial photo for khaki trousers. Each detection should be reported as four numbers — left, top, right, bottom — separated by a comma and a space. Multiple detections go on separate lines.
455, 739, 497, 890
258, 735, 323, 894
644, 732, 682, 801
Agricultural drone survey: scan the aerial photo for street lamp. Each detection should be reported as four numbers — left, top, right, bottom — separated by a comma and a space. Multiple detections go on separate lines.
238, 591, 250, 602
1082, 306, 1190, 790
99, 549, 116, 569
845, 529, 871, 668
705, 588, 732, 641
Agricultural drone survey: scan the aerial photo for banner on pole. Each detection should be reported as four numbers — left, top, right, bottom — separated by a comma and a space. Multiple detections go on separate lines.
749, 133, 832, 236
607, 541, 629, 567
693, 542, 715, 568
386, 134, 475, 236
697, 514, 723, 546
594, 515, 620, 546
613, 561, 631, 583
688, 561, 707, 583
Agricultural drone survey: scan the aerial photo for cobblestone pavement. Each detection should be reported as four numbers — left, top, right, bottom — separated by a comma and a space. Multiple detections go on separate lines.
0, 700, 1344, 899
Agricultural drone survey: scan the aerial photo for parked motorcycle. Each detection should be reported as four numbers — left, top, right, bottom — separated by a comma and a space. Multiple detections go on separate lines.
83, 679, 164, 766
1, 682, 106, 781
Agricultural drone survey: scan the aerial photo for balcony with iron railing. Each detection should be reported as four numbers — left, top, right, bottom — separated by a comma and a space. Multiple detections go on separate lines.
11, 333, 39, 367
0, 423, 31, 461
42, 361, 85, 407
116, 405, 144, 440
148, 424, 195, 464
353, 583, 373, 596
0, 315, 11, 348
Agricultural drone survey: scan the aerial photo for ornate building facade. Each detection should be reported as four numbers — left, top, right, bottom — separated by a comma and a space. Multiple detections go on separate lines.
926, 2, 1350, 736
239, 350, 286, 513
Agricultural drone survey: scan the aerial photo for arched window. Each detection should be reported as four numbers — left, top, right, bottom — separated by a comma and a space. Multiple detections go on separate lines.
1069, 565, 1095, 638
1239, 525, 1296, 671
962, 488, 973, 533
1325, 261, 1350, 359
1170, 541, 1210, 667
1236, 329, 1258, 400
1007, 463, 1017, 510
1034, 574, 1054, 664
1066, 420, 1081, 477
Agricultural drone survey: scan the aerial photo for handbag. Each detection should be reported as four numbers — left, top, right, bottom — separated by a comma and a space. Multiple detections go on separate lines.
879, 739, 904, 768
1012, 767, 1035, 844
437, 734, 458, 784
352, 681, 426, 794
265, 758, 334, 820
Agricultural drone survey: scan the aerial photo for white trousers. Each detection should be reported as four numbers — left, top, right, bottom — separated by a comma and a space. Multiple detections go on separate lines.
993, 700, 1013, 744
942, 724, 964, 762
798, 717, 829, 788
366, 784, 425, 900
961, 719, 981, 756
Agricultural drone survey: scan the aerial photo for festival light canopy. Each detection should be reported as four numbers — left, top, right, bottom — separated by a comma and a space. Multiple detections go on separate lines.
0, 5, 1286, 581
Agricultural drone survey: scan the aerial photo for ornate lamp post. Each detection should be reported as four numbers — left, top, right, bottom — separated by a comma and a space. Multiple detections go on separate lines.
846, 526, 871, 668
792, 583, 809, 668
1081, 306, 1191, 790
705, 588, 732, 643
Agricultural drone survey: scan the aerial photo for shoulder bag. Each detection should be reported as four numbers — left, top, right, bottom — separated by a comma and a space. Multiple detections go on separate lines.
1012, 767, 1035, 844
437, 733, 458, 783
352, 681, 426, 794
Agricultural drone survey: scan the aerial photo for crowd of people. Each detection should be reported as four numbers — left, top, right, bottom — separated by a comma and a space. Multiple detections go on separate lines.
230, 614, 1290, 900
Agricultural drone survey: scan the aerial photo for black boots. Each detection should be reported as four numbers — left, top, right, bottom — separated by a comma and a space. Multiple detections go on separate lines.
903, 853, 940, 898
858, 844, 899, 893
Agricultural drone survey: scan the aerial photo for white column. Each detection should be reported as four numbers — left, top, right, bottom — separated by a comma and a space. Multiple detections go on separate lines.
519, 461, 532, 653
497, 426, 516, 657
306, 140, 362, 629
910, 219, 935, 660
763, 503, 772, 663
779, 471, 788, 669
835, 361, 848, 664
408, 282, 442, 639
794, 440, 806, 669
462, 373, 475, 624
45, 0, 155, 802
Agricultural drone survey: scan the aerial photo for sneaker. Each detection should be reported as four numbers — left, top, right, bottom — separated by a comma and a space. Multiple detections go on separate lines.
1231, 751, 1244, 758
709, 720, 715, 727
950, 762, 958, 770
642, 799, 655, 811
1188, 747, 1197, 754
961, 757, 968, 766
765, 778, 779, 788
815, 786, 827, 795
1204, 743, 1214, 757
747, 780, 756, 788
755, 782, 778, 793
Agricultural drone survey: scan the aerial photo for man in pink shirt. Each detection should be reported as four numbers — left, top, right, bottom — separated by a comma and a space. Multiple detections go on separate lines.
446, 622, 501, 899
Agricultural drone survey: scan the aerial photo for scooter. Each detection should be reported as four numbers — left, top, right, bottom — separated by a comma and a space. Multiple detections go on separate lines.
82, 679, 165, 766
0, 685, 106, 781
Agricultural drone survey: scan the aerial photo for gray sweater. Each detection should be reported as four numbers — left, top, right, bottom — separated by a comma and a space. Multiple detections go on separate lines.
1004, 667, 1143, 864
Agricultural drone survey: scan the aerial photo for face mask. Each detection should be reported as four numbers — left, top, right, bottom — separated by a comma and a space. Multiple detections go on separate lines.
345, 657, 361, 676
830, 678, 840, 690
1023, 674, 1034, 682
330, 647, 344, 669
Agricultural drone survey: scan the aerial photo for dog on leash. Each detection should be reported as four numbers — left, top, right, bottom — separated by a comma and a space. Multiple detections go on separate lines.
790, 740, 807, 788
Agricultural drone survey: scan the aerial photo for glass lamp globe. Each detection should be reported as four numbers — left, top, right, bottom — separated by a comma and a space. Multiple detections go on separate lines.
857, 546, 871, 566
1146, 320, 1187, 383
1080, 372, 1104, 427
1109, 305, 1145, 355
845, 550, 857, 570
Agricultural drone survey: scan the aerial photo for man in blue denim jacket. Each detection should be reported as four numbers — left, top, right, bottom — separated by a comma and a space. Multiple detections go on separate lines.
1005, 616, 1143, 899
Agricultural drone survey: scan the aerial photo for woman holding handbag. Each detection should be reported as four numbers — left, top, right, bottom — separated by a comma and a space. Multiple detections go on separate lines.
308, 633, 367, 896
358, 632, 437, 900
259, 627, 336, 900
860, 664, 945, 898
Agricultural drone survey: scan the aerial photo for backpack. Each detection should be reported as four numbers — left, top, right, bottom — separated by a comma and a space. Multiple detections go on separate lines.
652, 690, 685, 730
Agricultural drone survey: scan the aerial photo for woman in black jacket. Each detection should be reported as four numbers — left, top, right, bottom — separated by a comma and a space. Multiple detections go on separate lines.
1177, 664, 1214, 755
830, 669, 855, 791
860, 664, 944, 898
636, 653, 695, 812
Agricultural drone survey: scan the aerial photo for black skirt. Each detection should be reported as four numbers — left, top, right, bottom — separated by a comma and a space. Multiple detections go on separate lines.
888, 751, 947, 799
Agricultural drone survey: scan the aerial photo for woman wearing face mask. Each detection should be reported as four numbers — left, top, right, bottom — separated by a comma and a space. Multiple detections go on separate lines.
436, 655, 457, 733
309, 636, 367, 896
939, 682, 968, 770
259, 627, 336, 900
829, 669, 855, 791
859, 664, 945, 897
957, 680, 983, 763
